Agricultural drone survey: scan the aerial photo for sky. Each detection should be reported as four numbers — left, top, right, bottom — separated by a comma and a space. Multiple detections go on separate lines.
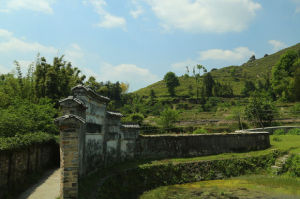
0, 0, 299, 91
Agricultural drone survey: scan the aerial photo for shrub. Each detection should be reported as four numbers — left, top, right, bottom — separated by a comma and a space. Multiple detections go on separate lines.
274, 129, 285, 135
287, 128, 300, 135
192, 128, 208, 134
245, 92, 277, 127
158, 108, 179, 130
0, 132, 56, 151
0, 98, 58, 137
283, 155, 300, 177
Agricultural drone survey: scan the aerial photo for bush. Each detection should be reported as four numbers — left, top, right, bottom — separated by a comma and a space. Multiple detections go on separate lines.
0, 132, 56, 151
158, 108, 179, 130
283, 155, 300, 177
0, 98, 58, 137
245, 92, 277, 127
274, 129, 285, 135
122, 113, 144, 125
192, 128, 208, 134
290, 103, 300, 114
287, 128, 300, 135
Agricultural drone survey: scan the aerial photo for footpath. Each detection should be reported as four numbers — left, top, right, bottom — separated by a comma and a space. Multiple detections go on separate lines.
18, 168, 60, 199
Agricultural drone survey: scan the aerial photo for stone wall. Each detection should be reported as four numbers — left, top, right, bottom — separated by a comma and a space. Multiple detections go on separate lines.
136, 132, 270, 159
0, 142, 59, 198
236, 126, 300, 134
57, 85, 271, 198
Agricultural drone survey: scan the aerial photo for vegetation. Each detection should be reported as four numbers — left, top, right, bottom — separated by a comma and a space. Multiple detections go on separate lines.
77, 134, 300, 198
244, 92, 277, 127
163, 72, 180, 97
158, 108, 179, 130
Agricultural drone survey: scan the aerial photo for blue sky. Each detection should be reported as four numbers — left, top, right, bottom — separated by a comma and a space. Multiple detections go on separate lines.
0, 0, 299, 91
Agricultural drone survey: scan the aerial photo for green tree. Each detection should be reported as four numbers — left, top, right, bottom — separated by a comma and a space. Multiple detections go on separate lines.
163, 72, 180, 97
193, 64, 207, 101
149, 89, 156, 100
158, 108, 179, 131
242, 80, 256, 97
271, 50, 299, 101
245, 92, 277, 127
294, 67, 300, 101
203, 72, 214, 97
35, 55, 85, 101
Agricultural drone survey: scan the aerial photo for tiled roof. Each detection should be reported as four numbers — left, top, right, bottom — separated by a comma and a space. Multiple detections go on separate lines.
72, 84, 110, 102
59, 96, 87, 108
55, 114, 85, 123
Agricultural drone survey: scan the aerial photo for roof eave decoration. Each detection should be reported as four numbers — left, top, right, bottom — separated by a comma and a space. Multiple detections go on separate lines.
72, 84, 110, 102
59, 96, 87, 109
55, 114, 86, 124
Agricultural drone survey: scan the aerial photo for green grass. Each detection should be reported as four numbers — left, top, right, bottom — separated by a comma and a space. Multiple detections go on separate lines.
80, 135, 300, 198
137, 135, 300, 167
134, 43, 300, 97
140, 175, 300, 199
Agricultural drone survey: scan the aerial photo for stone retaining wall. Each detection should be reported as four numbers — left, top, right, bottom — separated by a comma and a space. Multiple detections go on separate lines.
136, 132, 270, 159
235, 126, 300, 134
0, 142, 59, 198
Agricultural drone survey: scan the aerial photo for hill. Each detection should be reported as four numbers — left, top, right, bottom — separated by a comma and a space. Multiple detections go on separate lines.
134, 43, 300, 97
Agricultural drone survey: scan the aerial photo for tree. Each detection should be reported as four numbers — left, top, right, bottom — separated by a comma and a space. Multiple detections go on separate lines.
245, 92, 277, 127
271, 50, 299, 101
35, 55, 85, 101
163, 72, 179, 97
158, 108, 179, 131
248, 55, 256, 62
294, 67, 300, 101
149, 89, 156, 100
120, 82, 129, 94
193, 64, 207, 101
242, 80, 256, 97
203, 72, 214, 97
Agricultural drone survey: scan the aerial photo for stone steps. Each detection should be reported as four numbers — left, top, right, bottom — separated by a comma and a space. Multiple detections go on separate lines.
271, 154, 290, 175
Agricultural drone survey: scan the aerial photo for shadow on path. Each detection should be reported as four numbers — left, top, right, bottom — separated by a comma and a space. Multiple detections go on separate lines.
18, 168, 60, 199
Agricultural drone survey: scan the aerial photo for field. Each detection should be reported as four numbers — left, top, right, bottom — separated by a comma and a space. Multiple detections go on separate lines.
140, 134, 300, 199
140, 176, 300, 199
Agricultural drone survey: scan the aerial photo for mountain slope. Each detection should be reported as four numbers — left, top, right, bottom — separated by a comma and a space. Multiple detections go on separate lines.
134, 43, 300, 97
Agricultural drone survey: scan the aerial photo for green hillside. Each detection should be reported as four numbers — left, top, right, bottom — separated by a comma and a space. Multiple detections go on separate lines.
135, 43, 300, 97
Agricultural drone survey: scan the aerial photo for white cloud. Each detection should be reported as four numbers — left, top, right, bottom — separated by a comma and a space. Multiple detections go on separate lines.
97, 63, 160, 91
145, 0, 261, 33
130, 7, 143, 19
85, 0, 126, 29
0, 29, 57, 55
198, 47, 255, 62
130, 0, 144, 19
268, 40, 287, 52
0, 0, 55, 14
97, 14, 126, 28
64, 43, 85, 64
171, 47, 255, 75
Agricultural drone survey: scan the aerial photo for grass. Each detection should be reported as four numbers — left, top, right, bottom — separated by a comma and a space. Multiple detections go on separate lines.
79, 135, 300, 198
140, 175, 300, 199
134, 43, 300, 97
138, 135, 300, 167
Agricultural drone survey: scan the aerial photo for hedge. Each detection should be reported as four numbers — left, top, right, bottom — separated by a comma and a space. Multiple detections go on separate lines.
0, 132, 57, 151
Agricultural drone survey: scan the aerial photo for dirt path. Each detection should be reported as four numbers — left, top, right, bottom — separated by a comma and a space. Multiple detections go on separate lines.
18, 168, 60, 199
